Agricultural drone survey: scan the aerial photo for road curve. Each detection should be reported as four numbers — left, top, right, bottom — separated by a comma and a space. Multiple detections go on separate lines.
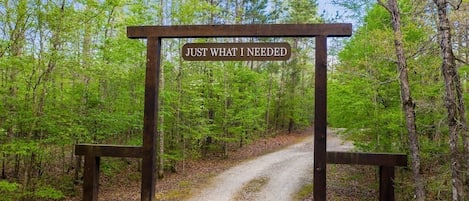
186, 131, 353, 201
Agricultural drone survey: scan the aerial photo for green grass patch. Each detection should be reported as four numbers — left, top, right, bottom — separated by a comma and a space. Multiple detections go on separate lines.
233, 176, 269, 201
155, 180, 193, 201
293, 183, 313, 201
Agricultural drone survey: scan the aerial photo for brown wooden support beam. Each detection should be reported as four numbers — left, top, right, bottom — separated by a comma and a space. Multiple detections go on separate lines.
127, 24, 352, 39
140, 37, 161, 201
313, 35, 328, 201
75, 144, 142, 158
379, 166, 395, 201
83, 155, 100, 201
326, 151, 407, 166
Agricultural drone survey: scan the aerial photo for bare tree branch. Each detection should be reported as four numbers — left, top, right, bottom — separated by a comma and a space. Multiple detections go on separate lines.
331, 0, 373, 9
456, 57, 469, 65
448, 0, 463, 10
376, 0, 392, 13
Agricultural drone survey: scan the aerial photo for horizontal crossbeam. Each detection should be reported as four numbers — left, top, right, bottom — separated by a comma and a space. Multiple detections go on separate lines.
75, 144, 142, 158
327, 151, 407, 167
327, 151, 407, 201
127, 24, 352, 39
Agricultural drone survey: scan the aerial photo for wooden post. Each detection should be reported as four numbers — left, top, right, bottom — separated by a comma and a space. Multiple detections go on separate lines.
314, 35, 328, 201
83, 155, 100, 201
141, 37, 161, 201
379, 166, 395, 201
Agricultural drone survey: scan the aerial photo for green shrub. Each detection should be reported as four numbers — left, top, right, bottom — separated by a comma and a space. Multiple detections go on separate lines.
0, 180, 20, 201
34, 186, 65, 200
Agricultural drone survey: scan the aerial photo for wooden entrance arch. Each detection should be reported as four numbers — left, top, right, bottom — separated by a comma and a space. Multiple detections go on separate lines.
75, 23, 352, 201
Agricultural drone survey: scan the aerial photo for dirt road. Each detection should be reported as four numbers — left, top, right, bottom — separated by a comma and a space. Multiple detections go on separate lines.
186, 131, 353, 201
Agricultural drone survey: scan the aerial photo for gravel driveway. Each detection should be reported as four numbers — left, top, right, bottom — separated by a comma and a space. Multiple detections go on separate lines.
186, 131, 353, 201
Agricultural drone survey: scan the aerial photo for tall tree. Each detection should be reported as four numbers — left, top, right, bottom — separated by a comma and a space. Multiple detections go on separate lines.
376, 1, 425, 200
158, 0, 165, 179
433, 0, 468, 200
275, 0, 320, 132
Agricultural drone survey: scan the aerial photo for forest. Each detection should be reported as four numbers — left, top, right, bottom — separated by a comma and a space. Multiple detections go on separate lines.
1, 0, 469, 200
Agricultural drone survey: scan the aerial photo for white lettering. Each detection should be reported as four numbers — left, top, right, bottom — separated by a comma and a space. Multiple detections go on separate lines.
183, 44, 289, 60
274, 47, 280, 56
246, 48, 253, 56
260, 47, 267, 56
210, 48, 238, 57
246, 47, 288, 57
185, 47, 208, 57
280, 47, 287, 56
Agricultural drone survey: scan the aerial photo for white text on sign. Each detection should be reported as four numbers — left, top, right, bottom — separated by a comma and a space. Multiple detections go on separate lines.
182, 43, 291, 61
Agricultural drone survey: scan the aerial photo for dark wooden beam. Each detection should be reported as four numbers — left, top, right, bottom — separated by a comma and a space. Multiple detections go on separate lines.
379, 166, 395, 201
75, 144, 142, 158
127, 24, 352, 39
140, 37, 161, 201
327, 151, 407, 166
83, 155, 100, 201
313, 35, 328, 201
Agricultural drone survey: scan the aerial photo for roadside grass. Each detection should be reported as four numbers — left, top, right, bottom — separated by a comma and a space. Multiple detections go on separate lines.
155, 180, 193, 200
294, 183, 314, 200
155, 172, 219, 201
233, 176, 270, 201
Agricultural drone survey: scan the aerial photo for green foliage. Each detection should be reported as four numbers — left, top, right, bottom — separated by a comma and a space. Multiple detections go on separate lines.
1, 140, 40, 156
0, 0, 326, 198
0, 180, 19, 193
332, 6, 404, 151
328, 1, 469, 198
328, 78, 375, 129
330, 2, 445, 154
101, 159, 126, 177
33, 186, 65, 200
0, 181, 20, 201
286, 0, 322, 23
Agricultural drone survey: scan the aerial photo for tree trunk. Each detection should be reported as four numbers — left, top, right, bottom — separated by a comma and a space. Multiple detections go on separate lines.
34, 1, 63, 138
157, 44, 165, 179
433, 0, 467, 200
454, 7, 469, 187
6, 0, 27, 184
177, 48, 184, 172
377, 0, 426, 200
157, 0, 165, 179
433, 0, 468, 200
223, 64, 229, 158
466, 18, 469, 62
265, 72, 273, 136
1, 153, 5, 179
465, 17, 469, 200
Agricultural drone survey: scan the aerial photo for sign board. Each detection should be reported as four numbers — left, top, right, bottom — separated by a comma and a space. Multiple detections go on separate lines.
182, 42, 291, 61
